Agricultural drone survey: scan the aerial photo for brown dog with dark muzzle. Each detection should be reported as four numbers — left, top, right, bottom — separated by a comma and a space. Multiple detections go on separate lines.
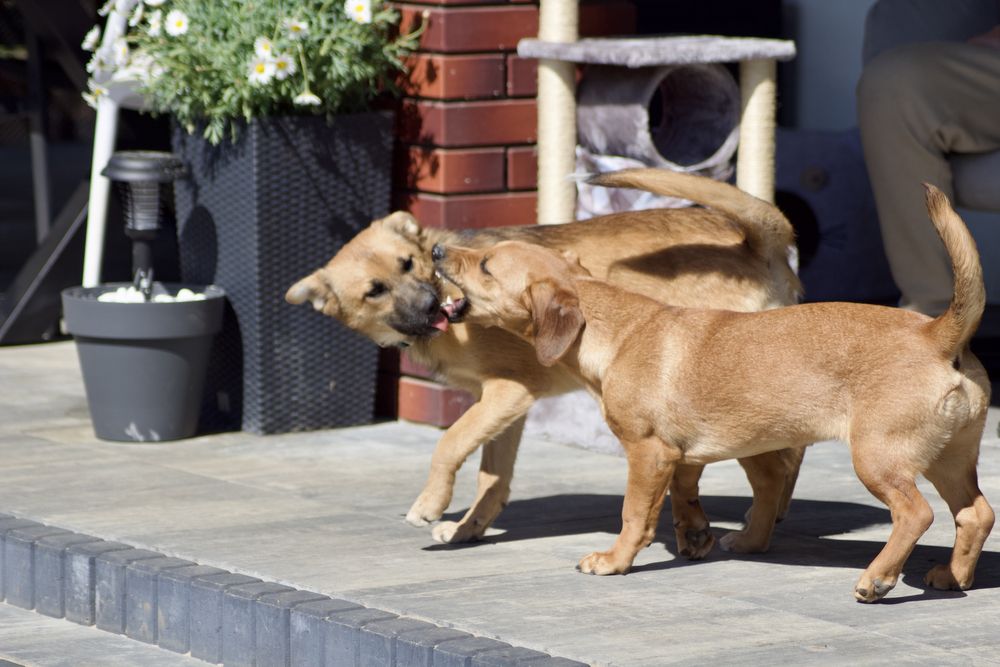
433, 184, 994, 602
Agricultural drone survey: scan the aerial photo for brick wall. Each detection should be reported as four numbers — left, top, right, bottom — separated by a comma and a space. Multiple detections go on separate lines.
380, 0, 637, 427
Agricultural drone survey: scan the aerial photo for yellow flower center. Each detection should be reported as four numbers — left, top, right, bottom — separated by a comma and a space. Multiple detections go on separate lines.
276, 61, 287, 70
255, 63, 266, 73
355, 4, 364, 12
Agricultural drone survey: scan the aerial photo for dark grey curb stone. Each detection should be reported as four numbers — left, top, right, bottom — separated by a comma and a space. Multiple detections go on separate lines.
94, 548, 164, 634
290, 597, 362, 667
64, 540, 133, 625
255, 589, 329, 667
326, 607, 398, 666
360, 617, 437, 667
435, 636, 515, 667
190, 572, 261, 664
156, 564, 226, 655
34, 533, 104, 619
472, 646, 553, 666
0, 513, 584, 666
0, 518, 43, 602
124, 556, 196, 644
397, 626, 474, 667
4, 525, 70, 609
221, 581, 294, 667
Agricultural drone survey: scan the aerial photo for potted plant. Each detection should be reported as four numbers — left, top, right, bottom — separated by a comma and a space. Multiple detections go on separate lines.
83, 0, 422, 434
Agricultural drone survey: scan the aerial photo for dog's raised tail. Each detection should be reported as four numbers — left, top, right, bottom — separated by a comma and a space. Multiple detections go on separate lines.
924, 183, 985, 358
586, 168, 795, 259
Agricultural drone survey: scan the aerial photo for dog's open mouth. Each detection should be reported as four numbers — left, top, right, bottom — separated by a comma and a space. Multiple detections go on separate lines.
433, 295, 469, 331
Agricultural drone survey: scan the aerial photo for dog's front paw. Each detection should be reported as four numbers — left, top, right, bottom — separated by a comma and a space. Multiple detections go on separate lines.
431, 520, 481, 544
405, 492, 449, 527
853, 574, 896, 603
924, 564, 972, 591
577, 550, 631, 575
719, 529, 768, 554
678, 527, 715, 560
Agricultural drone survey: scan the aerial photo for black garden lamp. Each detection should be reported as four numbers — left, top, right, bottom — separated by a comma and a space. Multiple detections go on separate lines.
101, 150, 186, 300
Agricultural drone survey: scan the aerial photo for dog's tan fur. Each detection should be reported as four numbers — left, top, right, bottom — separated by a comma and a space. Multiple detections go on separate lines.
434, 184, 994, 602
287, 169, 803, 554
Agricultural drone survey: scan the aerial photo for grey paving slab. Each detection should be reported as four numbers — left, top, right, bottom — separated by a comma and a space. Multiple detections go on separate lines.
0, 602, 204, 667
188, 572, 261, 663
124, 556, 196, 644
2, 342, 1000, 666
63, 540, 132, 626
3, 525, 69, 609
289, 597, 363, 667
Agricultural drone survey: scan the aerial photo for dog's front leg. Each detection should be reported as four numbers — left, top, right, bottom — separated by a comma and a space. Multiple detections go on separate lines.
578, 437, 680, 575
406, 379, 534, 528
432, 415, 526, 544
669, 464, 716, 559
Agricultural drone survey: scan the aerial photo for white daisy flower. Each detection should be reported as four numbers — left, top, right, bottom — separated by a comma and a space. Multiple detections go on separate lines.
344, 0, 372, 24
283, 18, 309, 40
147, 10, 162, 37
247, 57, 275, 85
254, 37, 274, 58
86, 51, 112, 78
82, 80, 109, 109
128, 2, 144, 27
294, 90, 322, 106
272, 53, 296, 80
165, 9, 189, 36
82, 26, 101, 51
144, 0, 167, 6
112, 37, 130, 68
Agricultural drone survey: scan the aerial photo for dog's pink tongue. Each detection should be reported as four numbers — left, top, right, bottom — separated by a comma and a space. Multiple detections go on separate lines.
431, 311, 449, 332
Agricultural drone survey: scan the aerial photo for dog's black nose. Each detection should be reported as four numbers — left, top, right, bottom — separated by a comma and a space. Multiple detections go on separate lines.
431, 244, 445, 262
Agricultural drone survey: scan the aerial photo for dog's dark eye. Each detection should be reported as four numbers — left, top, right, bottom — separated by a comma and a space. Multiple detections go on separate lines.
480, 257, 491, 277
401, 256, 413, 273
365, 281, 388, 299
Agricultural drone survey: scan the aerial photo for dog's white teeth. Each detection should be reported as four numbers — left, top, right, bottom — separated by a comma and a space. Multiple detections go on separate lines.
444, 296, 453, 307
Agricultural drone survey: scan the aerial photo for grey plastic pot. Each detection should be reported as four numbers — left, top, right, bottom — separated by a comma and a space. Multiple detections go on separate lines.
61, 283, 225, 442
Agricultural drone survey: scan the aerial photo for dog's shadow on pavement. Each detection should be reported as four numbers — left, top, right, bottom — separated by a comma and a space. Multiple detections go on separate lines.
426, 493, 1000, 600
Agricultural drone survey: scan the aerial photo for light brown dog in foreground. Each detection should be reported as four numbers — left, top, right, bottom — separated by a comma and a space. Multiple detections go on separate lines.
433, 184, 994, 602
287, 169, 804, 556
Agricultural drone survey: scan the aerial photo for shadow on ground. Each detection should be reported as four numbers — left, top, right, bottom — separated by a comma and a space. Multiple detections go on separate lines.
426, 493, 1000, 600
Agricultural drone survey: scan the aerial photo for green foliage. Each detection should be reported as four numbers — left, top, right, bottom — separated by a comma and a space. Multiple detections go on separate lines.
125, 0, 419, 144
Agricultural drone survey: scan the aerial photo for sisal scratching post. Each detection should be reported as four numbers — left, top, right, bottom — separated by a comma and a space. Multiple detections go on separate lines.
536, 0, 578, 225
736, 58, 777, 203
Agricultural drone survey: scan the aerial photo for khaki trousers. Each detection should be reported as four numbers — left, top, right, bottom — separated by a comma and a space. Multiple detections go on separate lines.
857, 41, 1000, 315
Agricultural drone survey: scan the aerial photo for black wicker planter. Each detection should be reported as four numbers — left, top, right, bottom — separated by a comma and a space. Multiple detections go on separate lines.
171, 113, 393, 434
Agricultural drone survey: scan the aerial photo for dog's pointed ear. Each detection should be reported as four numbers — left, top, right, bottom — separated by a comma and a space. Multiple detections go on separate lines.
379, 211, 422, 242
525, 279, 584, 367
286, 272, 341, 318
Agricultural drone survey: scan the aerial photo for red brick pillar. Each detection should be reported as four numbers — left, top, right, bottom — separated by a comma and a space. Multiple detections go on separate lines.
382, 0, 636, 427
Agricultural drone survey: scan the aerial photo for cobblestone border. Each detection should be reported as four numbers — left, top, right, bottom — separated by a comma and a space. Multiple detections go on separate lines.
0, 514, 586, 666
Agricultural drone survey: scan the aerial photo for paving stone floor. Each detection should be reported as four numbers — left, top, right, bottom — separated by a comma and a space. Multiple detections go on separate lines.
1, 342, 1000, 666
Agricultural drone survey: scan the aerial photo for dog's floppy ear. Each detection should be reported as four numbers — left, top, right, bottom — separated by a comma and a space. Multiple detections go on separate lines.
379, 211, 422, 241
525, 279, 584, 367
286, 272, 341, 317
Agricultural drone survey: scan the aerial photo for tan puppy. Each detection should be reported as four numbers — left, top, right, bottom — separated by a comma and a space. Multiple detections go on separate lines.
286, 169, 803, 555
432, 184, 994, 602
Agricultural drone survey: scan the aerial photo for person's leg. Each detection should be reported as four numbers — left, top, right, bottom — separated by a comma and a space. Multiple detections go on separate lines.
858, 41, 1000, 315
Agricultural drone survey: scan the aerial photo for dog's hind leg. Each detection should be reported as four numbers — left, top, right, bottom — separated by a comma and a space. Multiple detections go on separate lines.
578, 437, 680, 575
432, 415, 526, 544
669, 465, 715, 560
922, 425, 995, 591
406, 378, 534, 528
720, 447, 806, 554
850, 441, 935, 602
